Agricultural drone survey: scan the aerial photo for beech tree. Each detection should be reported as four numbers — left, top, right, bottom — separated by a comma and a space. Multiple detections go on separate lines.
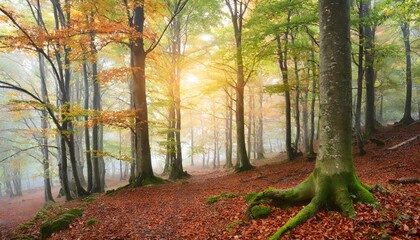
127, 0, 189, 185
247, 1, 376, 238
224, 0, 253, 171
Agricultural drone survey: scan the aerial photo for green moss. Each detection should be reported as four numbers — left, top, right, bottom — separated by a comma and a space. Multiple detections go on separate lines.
17, 235, 33, 240
206, 195, 220, 204
82, 195, 98, 203
251, 205, 271, 219
40, 208, 84, 240
86, 218, 98, 226
142, 176, 167, 186
33, 210, 47, 221
18, 223, 33, 230
245, 193, 258, 203
227, 193, 237, 198
65, 208, 83, 217
226, 220, 243, 232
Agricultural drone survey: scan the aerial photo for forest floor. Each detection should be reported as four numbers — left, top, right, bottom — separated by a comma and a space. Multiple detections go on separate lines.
2, 123, 420, 239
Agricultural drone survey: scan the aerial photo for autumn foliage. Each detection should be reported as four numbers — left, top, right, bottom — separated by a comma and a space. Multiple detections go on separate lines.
6, 123, 419, 239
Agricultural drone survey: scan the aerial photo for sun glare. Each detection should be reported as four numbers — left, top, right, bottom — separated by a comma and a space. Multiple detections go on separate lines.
199, 34, 213, 42
184, 74, 199, 84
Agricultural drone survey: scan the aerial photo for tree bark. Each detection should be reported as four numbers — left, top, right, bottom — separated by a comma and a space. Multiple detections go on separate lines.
225, 0, 252, 171
276, 32, 293, 161
225, 90, 233, 168
355, 0, 366, 155
309, 45, 316, 156
399, 22, 414, 125
190, 127, 194, 166
82, 63, 93, 192
363, 0, 376, 137
248, 1, 376, 238
131, 5, 155, 184
256, 83, 265, 159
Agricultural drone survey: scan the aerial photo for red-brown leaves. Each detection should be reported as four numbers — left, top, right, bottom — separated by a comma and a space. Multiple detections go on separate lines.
8, 124, 420, 239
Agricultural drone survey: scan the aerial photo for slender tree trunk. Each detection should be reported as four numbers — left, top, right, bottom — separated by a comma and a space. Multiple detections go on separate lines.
256, 84, 265, 159
377, 90, 384, 124
292, 47, 300, 154
39, 56, 54, 202
34, 0, 54, 202
363, 0, 376, 137
247, 88, 253, 160
190, 128, 194, 166
98, 125, 105, 191
399, 22, 414, 124
225, 0, 252, 171
225, 91, 233, 168
302, 72, 310, 154
59, 131, 72, 200
82, 63, 93, 192
91, 58, 102, 193
276, 31, 293, 161
309, 45, 316, 156
355, 1, 366, 155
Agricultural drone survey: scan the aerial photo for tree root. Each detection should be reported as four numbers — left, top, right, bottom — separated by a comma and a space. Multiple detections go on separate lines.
246, 172, 376, 239
235, 164, 254, 173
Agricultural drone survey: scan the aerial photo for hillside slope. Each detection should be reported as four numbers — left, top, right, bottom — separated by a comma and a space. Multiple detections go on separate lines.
10, 123, 420, 239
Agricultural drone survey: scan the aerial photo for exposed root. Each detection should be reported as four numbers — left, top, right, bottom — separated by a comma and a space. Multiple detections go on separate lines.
130, 176, 168, 187
235, 165, 254, 173
270, 196, 321, 240
246, 172, 376, 239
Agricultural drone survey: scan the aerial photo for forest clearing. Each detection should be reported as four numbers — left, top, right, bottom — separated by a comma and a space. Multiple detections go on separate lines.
1, 123, 418, 239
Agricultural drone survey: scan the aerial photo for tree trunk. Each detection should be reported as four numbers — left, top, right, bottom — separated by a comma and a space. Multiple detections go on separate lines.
309, 46, 317, 156
256, 84, 265, 159
225, 0, 252, 171
247, 88, 253, 160
99, 125, 106, 191
82, 63, 93, 192
34, 0, 54, 202
399, 22, 414, 124
39, 53, 54, 202
292, 47, 300, 155
302, 80, 310, 154
249, 1, 375, 238
364, 0, 376, 137
59, 132, 72, 201
276, 32, 293, 161
225, 91, 233, 168
91, 58, 102, 193
190, 128, 194, 166
355, 0, 366, 155
131, 5, 155, 184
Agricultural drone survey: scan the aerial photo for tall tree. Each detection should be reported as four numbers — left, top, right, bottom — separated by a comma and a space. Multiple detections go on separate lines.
225, 0, 253, 171
247, 1, 376, 238
354, 0, 366, 155
363, 0, 377, 137
127, 0, 189, 185
396, 0, 416, 125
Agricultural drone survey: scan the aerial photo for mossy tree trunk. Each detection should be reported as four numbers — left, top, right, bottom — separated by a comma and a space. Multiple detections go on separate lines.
248, 1, 376, 238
